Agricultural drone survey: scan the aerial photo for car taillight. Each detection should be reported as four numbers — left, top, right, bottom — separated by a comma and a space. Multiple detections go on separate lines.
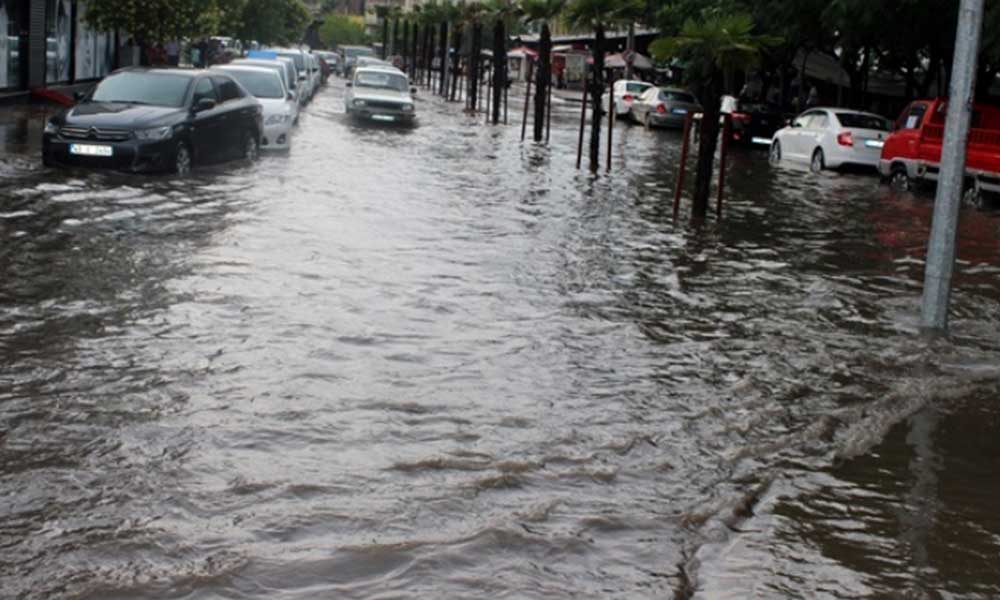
622, 94, 634, 102
732, 112, 752, 123
838, 131, 854, 146
656, 104, 667, 114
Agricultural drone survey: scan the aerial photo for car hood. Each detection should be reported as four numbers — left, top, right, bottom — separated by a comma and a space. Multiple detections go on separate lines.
352, 88, 412, 104
61, 102, 186, 129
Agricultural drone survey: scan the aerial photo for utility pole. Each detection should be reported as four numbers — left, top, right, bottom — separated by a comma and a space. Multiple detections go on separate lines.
921, 0, 985, 331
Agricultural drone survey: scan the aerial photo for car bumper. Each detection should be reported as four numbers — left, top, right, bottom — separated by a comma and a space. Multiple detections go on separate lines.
347, 107, 415, 123
825, 146, 881, 169
650, 113, 689, 128
42, 134, 177, 173
261, 123, 292, 150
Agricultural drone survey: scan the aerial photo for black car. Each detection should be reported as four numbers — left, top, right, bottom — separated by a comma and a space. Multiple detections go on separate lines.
727, 100, 791, 148
42, 68, 263, 175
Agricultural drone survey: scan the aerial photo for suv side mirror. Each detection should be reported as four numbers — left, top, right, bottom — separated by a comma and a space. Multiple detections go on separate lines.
194, 98, 216, 112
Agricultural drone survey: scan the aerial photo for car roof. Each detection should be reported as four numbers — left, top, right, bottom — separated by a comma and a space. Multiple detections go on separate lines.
114, 67, 202, 78
658, 86, 694, 94
212, 65, 281, 76
355, 65, 405, 75
617, 80, 651, 85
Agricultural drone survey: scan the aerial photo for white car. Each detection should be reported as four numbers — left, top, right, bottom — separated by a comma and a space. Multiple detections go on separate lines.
307, 53, 322, 92
345, 66, 416, 124
229, 58, 300, 124
268, 47, 313, 102
770, 108, 893, 172
212, 65, 295, 151
609, 79, 653, 118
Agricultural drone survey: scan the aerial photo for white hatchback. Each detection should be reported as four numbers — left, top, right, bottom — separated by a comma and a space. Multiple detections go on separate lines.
609, 80, 653, 118
770, 108, 892, 172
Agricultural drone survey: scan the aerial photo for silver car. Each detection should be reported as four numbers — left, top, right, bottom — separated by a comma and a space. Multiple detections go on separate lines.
345, 66, 416, 124
631, 87, 702, 128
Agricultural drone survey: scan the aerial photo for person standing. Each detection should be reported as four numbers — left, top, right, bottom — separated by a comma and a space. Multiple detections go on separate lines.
165, 40, 180, 67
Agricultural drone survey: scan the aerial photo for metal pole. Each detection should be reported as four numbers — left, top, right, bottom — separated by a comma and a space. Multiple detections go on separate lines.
673, 113, 694, 219
546, 63, 553, 143
576, 81, 588, 169
521, 59, 533, 140
717, 114, 731, 217
607, 79, 615, 170
921, 0, 985, 331
504, 76, 509, 124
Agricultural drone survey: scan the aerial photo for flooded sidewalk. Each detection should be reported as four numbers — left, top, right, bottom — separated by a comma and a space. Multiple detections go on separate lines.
1, 80, 999, 599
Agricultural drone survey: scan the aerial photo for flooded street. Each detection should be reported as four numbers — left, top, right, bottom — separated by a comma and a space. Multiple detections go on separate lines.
2, 79, 1000, 599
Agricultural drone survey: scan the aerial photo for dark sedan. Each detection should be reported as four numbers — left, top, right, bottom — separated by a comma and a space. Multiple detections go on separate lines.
42, 68, 263, 175
726, 99, 790, 147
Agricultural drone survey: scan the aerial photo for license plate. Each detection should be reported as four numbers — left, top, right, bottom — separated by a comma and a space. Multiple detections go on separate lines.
672, 108, 688, 115
865, 140, 884, 149
371, 114, 396, 122
751, 136, 772, 145
69, 143, 113, 157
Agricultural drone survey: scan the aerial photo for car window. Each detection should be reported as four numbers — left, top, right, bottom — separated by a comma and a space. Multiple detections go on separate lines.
661, 91, 696, 103
641, 88, 658, 102
213, 76, 243, 102
837, 113, 890, 130
222, 70, 283, 99
90, 72, 192, 107
900, 103, 927, 129
354, 70, 408, 92
626, 82, 651, 94
801, 112, 827, 128
192, 78, 218, 104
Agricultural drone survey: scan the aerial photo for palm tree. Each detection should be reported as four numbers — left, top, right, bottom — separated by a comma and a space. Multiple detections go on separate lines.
651, 12, 779, 217
521, 0, 565, 142
461, 3, 486, 112
482, 0, 517, 124
564, 0, 644, 171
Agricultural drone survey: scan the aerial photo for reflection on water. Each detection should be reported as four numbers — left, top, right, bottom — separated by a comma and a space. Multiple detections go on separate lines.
1, 81, 999, 599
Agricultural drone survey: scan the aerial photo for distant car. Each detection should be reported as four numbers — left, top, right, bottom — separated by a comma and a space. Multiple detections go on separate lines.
313, 51, 339, 83
630, 87, 702, 129
721, 95, 789, 147
339, 45, 376, 78
345, 66, 416, 124
229, 58, 300, 123
212, 65, 295, 151
306, 53, 322, 93
609, 79, 653, 119
266, 47, 313, 101
770, 108, 892, 172
42, 68, 262, 175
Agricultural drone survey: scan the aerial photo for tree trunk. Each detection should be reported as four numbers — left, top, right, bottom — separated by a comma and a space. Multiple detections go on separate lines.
588, 25, 605, 172
492, 19, 505, 124
382, 18, 388, 59
403, 22, 410, 72
692, 75, 721, 218
411, 23, 419, 79
469, 23, 481, 111
450, 25, 462, 101
439, 22, 449, 96
624, 22, 635, 80
392, 19, 399, 57
533, 23, 551, 142
798, 48, 810, 111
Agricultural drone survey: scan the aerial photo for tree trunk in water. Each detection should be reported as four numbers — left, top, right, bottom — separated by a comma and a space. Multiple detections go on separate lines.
411, 24, 419, 79
588, 25, 605, 172
492, 20, 505, 124
403, 22, 410, 72
439, 22, 449, 96
469, 23, 481, 111
392, 19, 399, 57
692, 76, 721, 218
533, 23, 551, 142
424, 25, 433, 86
450, 25, 462, 101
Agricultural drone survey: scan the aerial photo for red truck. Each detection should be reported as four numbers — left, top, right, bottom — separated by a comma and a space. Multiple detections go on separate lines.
879, 98, 1000, 205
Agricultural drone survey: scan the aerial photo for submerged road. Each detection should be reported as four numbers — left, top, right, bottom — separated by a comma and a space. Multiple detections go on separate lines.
2, 78, 1000, 599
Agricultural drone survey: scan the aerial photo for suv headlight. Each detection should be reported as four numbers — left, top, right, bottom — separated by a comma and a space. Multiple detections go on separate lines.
353, 99, 366, 107
401, 103, 414, 112
134, 126, 174, 141
265, 114, 290, 125
44, 120, 59, 134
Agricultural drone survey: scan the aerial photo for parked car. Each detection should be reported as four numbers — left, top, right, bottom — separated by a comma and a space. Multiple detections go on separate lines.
721, 95, 789, 147
230, 58, 300, 123
339, 45, 376, 78
770, 108, 891, 172
345, 66, 416, 124
267, 47, 313, 101
212, 65, 295, 151
42, 68, 262, 175
630, 87, 702, 128
609, 79, 653, 119
880, 98, 1000, 205
306, 53, 322, 92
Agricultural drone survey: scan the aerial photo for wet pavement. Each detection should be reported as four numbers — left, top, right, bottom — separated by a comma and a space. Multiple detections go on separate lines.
1, 78, 1000, 599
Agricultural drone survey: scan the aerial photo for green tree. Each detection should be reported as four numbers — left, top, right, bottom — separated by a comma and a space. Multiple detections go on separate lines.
651, 12, 778, 217
522, 0, 566, 141
238, 0, 310, 46
84, 0, 238, 43
564, 0, 643, 171
319, 14, 370, 48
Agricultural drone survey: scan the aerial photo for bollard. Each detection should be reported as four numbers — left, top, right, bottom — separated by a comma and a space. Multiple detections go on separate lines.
673, 112, 694, 219
607, 83, 615, 171
717, 113, 731, 217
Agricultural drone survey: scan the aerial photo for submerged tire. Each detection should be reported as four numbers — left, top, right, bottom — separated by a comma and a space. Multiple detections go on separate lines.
174, 142, 192, 176
769, 140, 782, 164
810, 148, 825, 173
889, 164, 911, 192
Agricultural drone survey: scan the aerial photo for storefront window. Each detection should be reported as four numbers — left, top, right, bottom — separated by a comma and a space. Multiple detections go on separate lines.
0, 0, 20, 89
45, 0, 71, 83
74, 1, 112, 80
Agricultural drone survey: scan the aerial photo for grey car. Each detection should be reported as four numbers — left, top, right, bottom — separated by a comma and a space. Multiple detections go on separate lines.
630, 87, 702, 128
345, 66, 416, 124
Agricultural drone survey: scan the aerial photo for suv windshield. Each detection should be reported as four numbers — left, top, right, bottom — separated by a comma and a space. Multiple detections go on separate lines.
90, 72, 191, 107
223, 70, 284, 99
837, 113, 890, 130
354, 70, 408, 92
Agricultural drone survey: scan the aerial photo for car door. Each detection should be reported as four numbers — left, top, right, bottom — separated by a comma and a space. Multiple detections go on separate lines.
786, 111, 816, 160
212, 75, 246, 158
633, 88, 657, 121
190, 77, 225, 163
803, 111, 830, 158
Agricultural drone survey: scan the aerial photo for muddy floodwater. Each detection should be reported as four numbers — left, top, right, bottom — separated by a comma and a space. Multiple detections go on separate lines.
2, 80, 1000, 599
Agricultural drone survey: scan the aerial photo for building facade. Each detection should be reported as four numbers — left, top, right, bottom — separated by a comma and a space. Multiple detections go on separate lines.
2, 0, 115, 94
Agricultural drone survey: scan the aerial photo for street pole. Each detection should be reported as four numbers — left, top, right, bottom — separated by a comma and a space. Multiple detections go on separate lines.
625, 23, 635, 81
921, 0, 985, 331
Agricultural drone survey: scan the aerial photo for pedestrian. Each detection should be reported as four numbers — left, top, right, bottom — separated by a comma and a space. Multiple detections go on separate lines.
165, 39, 180, 67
